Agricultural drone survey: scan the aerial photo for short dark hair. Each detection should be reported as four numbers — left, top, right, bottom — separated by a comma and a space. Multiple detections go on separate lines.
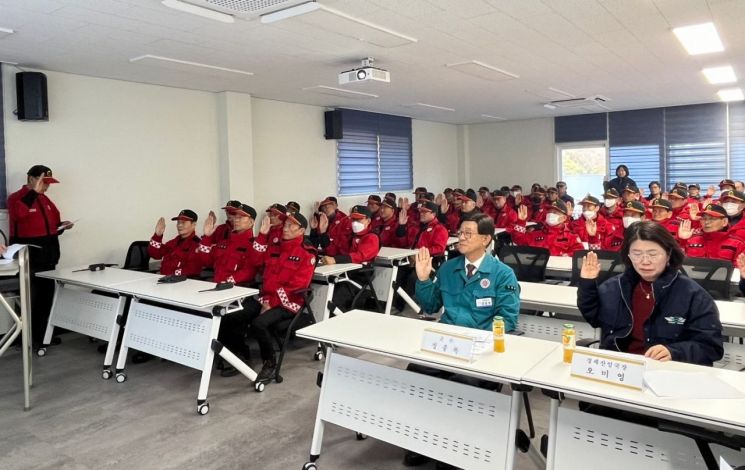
620, 221, 684, 271
462, 213, 495, 236
649, 180, 661, 189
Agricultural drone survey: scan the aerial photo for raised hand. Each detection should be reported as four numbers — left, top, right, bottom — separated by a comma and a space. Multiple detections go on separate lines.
313, 201, 321, 213
32, 176, 45, 193
401, 197, 410, 212
439, 196, 448, 213
155, 217, 166, 236
514, 193, 522, 205
580, 251, 600, 279
203, 210, 217, 237
517, 205, 528, 221
310, 215, 319, 230
435, 193, 443, 205
318, 212, 329, 233
398, 207, 408, 225
688, 203, 700, 221
706, 185, 716, 197
639, 187, 645, 197
415, 247, 433, 281
259, 215, 271, 235
475, 193, 484, 208
677, 219, 693, 240
585, 218, 597, 237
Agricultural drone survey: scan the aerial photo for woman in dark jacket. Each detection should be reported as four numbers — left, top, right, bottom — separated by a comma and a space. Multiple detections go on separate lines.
606, 164, 637, 195
577, 221, 723, 366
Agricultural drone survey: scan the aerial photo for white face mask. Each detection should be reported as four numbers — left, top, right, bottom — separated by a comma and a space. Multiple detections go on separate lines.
583, 210, 596, 220
351, 221, 366, 233
604, 199, 617, 208
545, 213, 563, 227
622, 216, 640, 228
511, 191, 520, 198
723, 202, 740, 216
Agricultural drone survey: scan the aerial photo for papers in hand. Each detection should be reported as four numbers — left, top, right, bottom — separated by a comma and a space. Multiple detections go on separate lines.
644, 370, 744, 399
58, 218, 80, 231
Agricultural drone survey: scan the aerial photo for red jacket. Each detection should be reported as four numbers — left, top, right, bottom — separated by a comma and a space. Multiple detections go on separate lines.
493, 206, 518, 229
654, 217, 681, 238
587, 224, 624, 252
260, 224, 284, 258
8, 186, 62, 239
572, 214, 611, 243
312, 210, 352, 256
512, 220, 584, 256
197, 230, 264, 284
481, 198, 497, 219
599, 205, 623, 234
212, 221, 233, 241
258, 235, 317, 314
529, 201, 550, 223
332, 227, 380, 264
442, 205, 461, 234
148, 232, 203, 277
680, 231, 745, 262
369, 212, 384, 233
398, 218, 449, 256
376, 216, 402, 248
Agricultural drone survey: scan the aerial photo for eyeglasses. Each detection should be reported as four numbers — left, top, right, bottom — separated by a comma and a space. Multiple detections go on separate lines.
628, 251, 665, 262
456, 230, 478, 240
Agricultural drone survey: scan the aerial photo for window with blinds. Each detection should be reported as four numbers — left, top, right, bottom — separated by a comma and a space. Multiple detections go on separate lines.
336, 109, 412, 195
730, 102, 745, 183
609, 108, 663, 193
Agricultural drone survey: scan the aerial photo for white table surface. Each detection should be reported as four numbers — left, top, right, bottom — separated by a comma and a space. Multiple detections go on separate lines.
114, 277, 258, 309
376, 247, 418, 261
36, 266, 158, 289
297, 310, 560, 384
522, 346, 745, 434
313, 263, 362, 278
0, 260, 19, 277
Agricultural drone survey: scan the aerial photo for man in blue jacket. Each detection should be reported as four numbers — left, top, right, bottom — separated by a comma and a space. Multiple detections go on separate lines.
403, 213, 520, 469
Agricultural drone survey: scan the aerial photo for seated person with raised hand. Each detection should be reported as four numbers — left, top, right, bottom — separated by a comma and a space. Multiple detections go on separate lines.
197, 203, 265, 286
309, 196, 352, 256
512, 199, 584, 256
415, 213, 520, 331
213, 200, 241, 241
148, 209, 203, 277
678, 204, 745, 262
578, 221, 723, 366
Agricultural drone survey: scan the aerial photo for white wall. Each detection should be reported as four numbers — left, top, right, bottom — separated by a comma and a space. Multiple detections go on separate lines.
251, 98, 460, 217
467, 118, 555, 190
2, 68, 222, 266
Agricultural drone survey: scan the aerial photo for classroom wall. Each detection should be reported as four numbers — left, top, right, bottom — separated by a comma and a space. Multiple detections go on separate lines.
2, 68, 222, 266
466, 118, 555, 190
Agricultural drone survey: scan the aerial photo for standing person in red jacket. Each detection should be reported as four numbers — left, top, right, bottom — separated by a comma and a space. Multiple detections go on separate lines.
512, 200, 584, 256
213, 200, 241, 241
677, 205, 745, 262
197, 204, 265, 286
148, 209, 203, 277
218, 212, 317, 380
324, 205, 382, 312
309, 196, 352, 256
8, 165, 74, 347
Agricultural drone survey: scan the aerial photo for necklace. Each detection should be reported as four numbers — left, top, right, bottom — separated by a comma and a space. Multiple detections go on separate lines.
639, 281, 652, 300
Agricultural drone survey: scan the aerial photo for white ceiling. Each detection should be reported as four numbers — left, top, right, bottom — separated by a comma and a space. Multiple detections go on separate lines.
1, 0, 744, 124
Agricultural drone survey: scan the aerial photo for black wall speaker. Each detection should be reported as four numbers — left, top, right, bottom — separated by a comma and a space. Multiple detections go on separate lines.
324, 110, 342, 140
16, 72, 48, 121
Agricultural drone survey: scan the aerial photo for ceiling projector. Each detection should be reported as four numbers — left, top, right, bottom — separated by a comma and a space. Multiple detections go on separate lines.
339, 57, 390, 85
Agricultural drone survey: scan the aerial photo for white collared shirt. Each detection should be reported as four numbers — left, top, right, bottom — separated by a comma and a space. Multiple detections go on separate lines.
464, 251, 487, 275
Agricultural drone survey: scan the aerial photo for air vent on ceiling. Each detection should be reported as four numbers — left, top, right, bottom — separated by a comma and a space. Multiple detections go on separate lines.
545, 95, 611, 110
186, 0, 309, 17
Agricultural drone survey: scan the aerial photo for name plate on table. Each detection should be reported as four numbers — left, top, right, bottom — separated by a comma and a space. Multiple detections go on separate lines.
570, 347, 646, 391
420, 327, 490, 362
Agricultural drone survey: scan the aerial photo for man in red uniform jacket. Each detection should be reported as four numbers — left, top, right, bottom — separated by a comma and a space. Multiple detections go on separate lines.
600, 188, 623, 234
8, 165, 74, 345
587, 201, 646, 251
649, 198, 680, 237
218, 212, 317, 380
375, 196, 402, 248
573, 195, 610, 243
197, 204, 265, 285
367, 195, 384, 232
213, 200, 240, 241
491, 190, 518, 229
309, 196, 352, 256
148, 209, 203, 277
512, 199, 584, 256
678, 204, 745, 262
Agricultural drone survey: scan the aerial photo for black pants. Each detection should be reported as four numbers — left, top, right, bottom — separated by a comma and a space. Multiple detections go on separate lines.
30, 265, 56, 345
217, 298, 293, 361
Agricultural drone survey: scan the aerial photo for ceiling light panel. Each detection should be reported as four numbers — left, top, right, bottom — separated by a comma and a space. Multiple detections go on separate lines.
130, 55, 254, 77
717, 87, 744, 102
481, 114, 506, 120
672, 22, 724, 55
405, 102, 455, 112
262, 3, 417, 48
446, 60, 519, 82
302, 85, 378, 99
190, 0, 307, 16
162, 0, 235, 23
702, 65, 737, 85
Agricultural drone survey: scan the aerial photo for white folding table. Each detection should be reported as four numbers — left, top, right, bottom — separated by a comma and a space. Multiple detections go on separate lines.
0, 248, 32, 410
522, 346, 745, 469
36, 267, 159, 378
297, 310, 559, 470
112, 276, 259, 414
372, 247, 419, 315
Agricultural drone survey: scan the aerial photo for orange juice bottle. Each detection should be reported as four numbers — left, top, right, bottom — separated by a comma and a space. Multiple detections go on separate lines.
562, 323, 576, 364
493, 316, 505, 353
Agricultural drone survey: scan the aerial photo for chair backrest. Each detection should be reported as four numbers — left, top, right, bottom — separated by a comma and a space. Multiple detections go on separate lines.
680, 257, 733, 300
123, 241, 151, 271
570, 250, 625, 286
497, 245, 550, 282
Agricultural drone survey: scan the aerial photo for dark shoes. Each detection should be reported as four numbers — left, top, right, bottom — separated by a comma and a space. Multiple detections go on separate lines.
255, 359, 277, 383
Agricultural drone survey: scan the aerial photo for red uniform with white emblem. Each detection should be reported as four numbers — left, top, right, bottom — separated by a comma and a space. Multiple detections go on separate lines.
680, 231, 745, 262
257, 224, 284, 258
148, 233, 203, 277
511, 219, 584, 256
376, 215, 403, 248
313, 210, 352, 256
494, 205, 518, 229
398, 218, 449, 257
197, 230, 265, 284
8, 185, 62, 241
257, 236, 317, 314
332, 227, 380, 264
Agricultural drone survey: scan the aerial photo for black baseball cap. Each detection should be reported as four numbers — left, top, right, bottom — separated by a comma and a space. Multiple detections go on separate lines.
418, 201, 438, 213
27, 165, 59, 183
668, 188, 688, 199
622, 183, 639, 194
221, 200, 241, 212
622, 201, 645, 214
385, 192, 396, 200
721, 190, 745, 203
492, 190, 509, 198
286, 201, 300, 213
319, 196, 338, 208
580, 195, 600, 206
349, 205, 372, 219
604, 188, 620, 198
413, 186, 428, 194
234, 204, 257, 219
548, 199, 568, 215
688, 184, 701, 190
381, 196, 397, 209
478, 186, 490, 193
286, 212, 309, 228
457, 189, 478, 202
702, 204, 727, 218
171, 209, 198, 222
367, 195, 382, 205
651, 198, 672, 211
266, 203, 288, 215
720, 179, 736, 189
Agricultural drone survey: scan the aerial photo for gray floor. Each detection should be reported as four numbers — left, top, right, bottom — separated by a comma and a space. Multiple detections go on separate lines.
0, 318, 553, 470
